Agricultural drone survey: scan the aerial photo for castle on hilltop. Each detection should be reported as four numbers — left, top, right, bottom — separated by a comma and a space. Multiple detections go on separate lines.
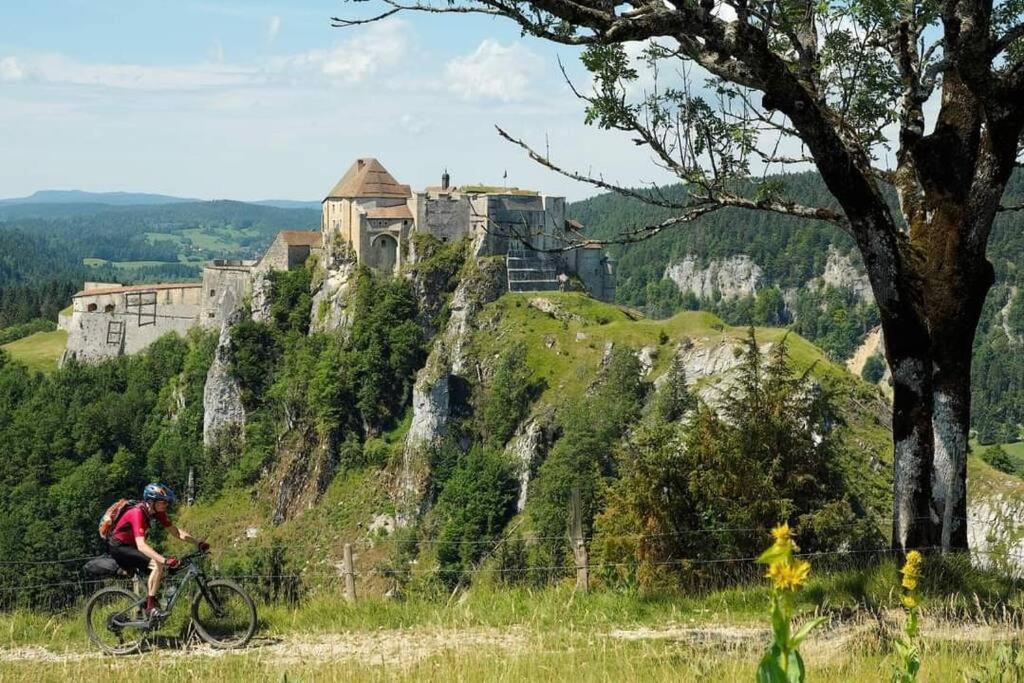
320, 158, 615, 298
59, 158, 614, 365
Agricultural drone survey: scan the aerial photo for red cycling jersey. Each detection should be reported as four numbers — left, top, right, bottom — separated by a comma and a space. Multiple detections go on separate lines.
110, 505, 172, 546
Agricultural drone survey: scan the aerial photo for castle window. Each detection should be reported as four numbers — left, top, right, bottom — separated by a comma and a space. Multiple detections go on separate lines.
87, 303, 97, 312
104, 304, 115, 313
208, 312, 215, 318
209, 289, 216, 297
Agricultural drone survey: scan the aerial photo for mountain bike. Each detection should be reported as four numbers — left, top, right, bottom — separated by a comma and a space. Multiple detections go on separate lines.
84, 550, 257, 654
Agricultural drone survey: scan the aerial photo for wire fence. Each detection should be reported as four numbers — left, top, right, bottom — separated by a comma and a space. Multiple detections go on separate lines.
2, 513, 1023, 612
3, 513, 1012, 568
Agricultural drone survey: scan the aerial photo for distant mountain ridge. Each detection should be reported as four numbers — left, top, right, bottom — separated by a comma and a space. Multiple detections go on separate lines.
0, 190, 320, 211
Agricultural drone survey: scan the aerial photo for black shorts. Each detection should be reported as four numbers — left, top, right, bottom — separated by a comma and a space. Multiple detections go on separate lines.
109, 540, 152, 575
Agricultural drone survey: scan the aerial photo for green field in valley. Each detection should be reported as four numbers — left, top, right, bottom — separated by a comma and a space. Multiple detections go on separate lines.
1, 329, 67, 373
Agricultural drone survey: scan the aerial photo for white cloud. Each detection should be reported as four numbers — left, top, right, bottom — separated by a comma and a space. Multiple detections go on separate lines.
444, 40, 544, 102
272, 21, 408, 84
268, 16, 281, 43
1, 53, 257, 90
0, 56, 25, 82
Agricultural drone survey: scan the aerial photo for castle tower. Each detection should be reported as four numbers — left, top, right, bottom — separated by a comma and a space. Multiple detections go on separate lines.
321, 158, 413, 273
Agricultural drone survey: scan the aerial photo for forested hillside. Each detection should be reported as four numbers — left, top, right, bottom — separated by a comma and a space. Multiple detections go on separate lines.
569, 171, 1024, 443
0, 201, 317, 330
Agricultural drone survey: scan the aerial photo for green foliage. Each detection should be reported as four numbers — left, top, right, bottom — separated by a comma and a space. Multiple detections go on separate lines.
528, 346, 644, 580
349, 268, 425, 434
434, 445, 519, 589
0, 319, 56, 346
268, 268, 313, 336
594, 330, 876, 589
980, 444, 1024, 478
862, 354, 886, 384
218, 541, 304, 605
480, 346, 544, 449
0, 331, 213, 605
229, 319, 281, 411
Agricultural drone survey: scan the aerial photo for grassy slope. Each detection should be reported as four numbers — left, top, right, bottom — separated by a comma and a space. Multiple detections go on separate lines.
1, 329, 67, 373
470, 292, 893, 518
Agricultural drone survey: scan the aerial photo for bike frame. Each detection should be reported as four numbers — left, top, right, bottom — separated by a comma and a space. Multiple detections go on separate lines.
112, 551, 224, 630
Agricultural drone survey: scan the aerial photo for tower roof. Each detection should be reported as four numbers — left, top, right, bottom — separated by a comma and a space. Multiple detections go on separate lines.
325, 158, 411, 200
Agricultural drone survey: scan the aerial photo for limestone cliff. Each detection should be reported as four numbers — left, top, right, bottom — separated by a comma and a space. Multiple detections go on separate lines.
967, 459, 1024, 578
664, 255, 763, 300
808, 246, 874, 303
310, 258, 357, 335
202, 312, 246, 447
397, 251, 507, 520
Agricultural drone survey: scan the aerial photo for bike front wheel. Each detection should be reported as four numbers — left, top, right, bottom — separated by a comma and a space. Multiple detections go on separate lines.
84, 586, 148, 655
190, 579, 256, 648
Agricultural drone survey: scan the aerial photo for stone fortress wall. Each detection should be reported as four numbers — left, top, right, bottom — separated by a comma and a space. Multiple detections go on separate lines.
62, 283, 202, 364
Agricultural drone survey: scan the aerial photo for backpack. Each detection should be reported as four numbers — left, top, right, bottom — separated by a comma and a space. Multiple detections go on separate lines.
98, 498, 138, 540
83, 555, 124, 578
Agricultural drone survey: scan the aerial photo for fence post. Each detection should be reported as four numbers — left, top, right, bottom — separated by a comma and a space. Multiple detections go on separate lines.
569, 488, 588, 593
342, 543, 356, 603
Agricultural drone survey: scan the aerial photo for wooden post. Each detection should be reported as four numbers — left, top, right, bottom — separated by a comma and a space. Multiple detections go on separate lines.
569, 488, 588, 593
342, 543, 356, 603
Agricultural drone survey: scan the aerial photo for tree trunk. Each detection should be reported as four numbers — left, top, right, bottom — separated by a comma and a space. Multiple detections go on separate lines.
926, 258, 993, 551
884, 327, 937, 551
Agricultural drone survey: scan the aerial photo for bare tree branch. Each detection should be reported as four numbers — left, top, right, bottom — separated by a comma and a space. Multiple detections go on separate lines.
495, 124, 851, 231
991, 21, 1024, 58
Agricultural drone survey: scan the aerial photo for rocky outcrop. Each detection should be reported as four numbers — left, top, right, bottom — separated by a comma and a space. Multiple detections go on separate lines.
809, 246, 874, 303
967, 465, 1024, 578
667, 337, 772, 407
506, 419, 547, 512
664, 255, 763, 300
250, 272, 273, 324
271, 433, 335, 524
528, 297, 584, 324
202, 312, 246, 447
397, 250, 507, 522
310, 258, 357, 335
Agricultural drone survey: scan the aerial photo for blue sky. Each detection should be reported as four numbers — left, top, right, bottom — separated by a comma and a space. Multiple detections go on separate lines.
0, 1, 679, 201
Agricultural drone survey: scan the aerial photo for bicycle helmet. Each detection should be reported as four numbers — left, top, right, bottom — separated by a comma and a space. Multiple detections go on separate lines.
142, 483, 176, 505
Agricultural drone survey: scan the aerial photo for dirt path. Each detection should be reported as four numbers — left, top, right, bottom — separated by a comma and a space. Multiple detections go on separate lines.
0, 627, 530, 667
0, 618, 1016, 667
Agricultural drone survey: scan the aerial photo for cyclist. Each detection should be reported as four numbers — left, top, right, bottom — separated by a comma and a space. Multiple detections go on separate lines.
108, 483, 208, 619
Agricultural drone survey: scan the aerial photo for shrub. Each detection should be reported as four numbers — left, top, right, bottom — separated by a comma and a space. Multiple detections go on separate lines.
862, 354, 886, 384
434, 445, 518, 589
480, 345, 543, 449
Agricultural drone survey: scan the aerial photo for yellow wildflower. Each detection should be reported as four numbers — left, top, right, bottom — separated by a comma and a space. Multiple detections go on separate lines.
766, 559, 811, 591
769, 523, 799, 554
900, 550, 923, 591
901, 594, 919, 610
771, 523, 792, 544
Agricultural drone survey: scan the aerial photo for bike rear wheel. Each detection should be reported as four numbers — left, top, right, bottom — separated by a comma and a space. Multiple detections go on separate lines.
190, 579, 256, 648
84, 586, 148, 655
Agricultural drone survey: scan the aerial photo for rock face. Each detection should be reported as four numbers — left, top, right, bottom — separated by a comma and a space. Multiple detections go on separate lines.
668, 337, 772, 407
664, 255, 763, 300
506, 419, 546, 512
272, 433, 335, 524
250, 273, 273, 324
397, 250, 507, 522
967, 467, 1024, 578
310, 259, 357, 335
202, 312, 246, 447
810, 246, 874, 303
